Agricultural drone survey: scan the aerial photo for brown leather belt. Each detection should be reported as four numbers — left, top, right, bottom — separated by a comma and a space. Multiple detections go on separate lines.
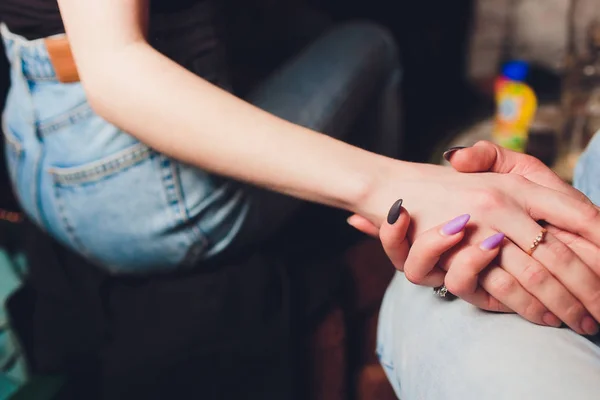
44, 36, 80, 83
0, 209, 23, 223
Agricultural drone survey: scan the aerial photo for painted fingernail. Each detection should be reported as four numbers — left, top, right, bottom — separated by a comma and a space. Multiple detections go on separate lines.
387, 199, 403, 225
581, 315, 599, 336
542, 312, 561, 328
480, 233, 505, 250
443, 146, 468, 161
441, 214, 470, 236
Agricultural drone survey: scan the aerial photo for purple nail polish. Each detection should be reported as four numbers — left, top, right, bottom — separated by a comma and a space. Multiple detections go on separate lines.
480, 233, 505, 250
441, 214, 470, 235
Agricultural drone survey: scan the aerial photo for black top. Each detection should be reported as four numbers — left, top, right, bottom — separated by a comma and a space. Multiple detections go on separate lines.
0, 0, 203, 40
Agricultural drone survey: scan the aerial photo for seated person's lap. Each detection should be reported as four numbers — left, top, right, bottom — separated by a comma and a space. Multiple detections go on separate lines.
377, 132, 600, 400
378, 274, 600, 399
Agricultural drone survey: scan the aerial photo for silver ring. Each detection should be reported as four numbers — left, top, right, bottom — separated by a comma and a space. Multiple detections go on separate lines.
433, 284, 449, 298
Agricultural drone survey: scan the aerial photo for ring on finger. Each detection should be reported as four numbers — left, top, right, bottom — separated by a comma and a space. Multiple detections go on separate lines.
433, 284, 455, 300
527, 228, 548, 256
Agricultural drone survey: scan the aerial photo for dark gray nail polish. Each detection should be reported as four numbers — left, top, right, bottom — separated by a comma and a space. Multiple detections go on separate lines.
443, 146, 468, 161
387, 199, 403, 225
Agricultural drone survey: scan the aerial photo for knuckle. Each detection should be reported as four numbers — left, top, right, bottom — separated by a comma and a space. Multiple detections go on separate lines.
472, 189, 505, 212
391, 256, 406, 272
458, 251, 479, 267
403, 268, 423, 285
545, 240, 574, 265
563, 302, 586, 322
521, 154, 543, 169
582, 204, 600, 224
526, 154, 541, 164
593, 256, 600, 277
444, 275, 467, 297
520, 262, 551, 288
483, 296, 504, 313
521, 299, 546, 322
488, 274, 518, 297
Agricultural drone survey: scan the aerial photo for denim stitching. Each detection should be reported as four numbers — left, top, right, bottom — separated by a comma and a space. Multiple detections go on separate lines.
2, 114, 23, 154
182, 181, 237, 255
168, 161, 208, 249
30, 137, 43, 226
180, 182, 239, 264
49, 143, 152, 185
28, 76, 56, 82
37, 102, 95, 137
168, 163, 209, 265
192, 181, 233, 212
156, 157, 209, 265
157, 155, 185, 225
1, 23, 60, 82
53, 179, 90, 256
169, 160, 188, 224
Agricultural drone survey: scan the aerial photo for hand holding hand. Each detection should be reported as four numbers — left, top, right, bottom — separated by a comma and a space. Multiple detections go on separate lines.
350, 202, 561, 327
350, 143, 600, 335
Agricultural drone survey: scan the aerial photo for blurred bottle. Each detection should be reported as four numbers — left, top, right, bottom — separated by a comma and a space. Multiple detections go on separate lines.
493, 60, 538, 152
560, 7, 600, 177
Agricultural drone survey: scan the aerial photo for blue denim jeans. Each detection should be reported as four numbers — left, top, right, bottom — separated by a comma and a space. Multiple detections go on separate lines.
377, 135, 600, 400
1, 19, 401, 274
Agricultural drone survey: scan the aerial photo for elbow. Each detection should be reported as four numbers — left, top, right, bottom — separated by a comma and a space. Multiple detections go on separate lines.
79, 74, 109, 118
78, 71, 120, 124
75, 43, 148, 124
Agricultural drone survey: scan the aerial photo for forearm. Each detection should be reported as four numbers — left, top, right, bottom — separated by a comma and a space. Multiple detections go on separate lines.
82, 42, 402, 216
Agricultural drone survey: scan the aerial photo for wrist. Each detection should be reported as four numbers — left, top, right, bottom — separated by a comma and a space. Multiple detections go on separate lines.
349, 156, 427, 226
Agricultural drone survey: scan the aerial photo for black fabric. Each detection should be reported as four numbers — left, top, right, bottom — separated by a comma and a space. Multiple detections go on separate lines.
0, 0, 206, 40
8, 219, 347, 400
0, 38, 18, 213
0, 0, 63, 40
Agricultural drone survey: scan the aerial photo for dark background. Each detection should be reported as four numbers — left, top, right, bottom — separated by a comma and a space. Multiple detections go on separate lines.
311, 0, 478, 162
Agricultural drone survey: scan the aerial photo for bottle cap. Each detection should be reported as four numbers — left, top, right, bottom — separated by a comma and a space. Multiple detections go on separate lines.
502, 60, 529, 81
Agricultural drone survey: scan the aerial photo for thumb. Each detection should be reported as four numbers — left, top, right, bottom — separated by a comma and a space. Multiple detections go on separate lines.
447, 141, 594, 204
444, 141, 499, 173
379, 204, 411, 272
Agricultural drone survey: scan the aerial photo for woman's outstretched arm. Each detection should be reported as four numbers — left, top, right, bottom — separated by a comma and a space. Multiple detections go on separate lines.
57, 0, 405, 221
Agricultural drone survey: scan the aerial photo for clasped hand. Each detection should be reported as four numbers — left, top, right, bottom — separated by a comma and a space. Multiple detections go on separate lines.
350, 141, 600, 336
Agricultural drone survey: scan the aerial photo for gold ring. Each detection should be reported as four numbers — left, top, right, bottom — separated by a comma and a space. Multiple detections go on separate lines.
527, 228, 547, 256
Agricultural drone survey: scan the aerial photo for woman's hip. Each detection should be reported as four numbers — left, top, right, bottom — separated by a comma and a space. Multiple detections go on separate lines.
8, 136, 249, 273
3, 88, 248, 273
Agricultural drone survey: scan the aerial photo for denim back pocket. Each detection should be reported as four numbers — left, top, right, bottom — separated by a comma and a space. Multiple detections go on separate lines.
48, 141, 208, 273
